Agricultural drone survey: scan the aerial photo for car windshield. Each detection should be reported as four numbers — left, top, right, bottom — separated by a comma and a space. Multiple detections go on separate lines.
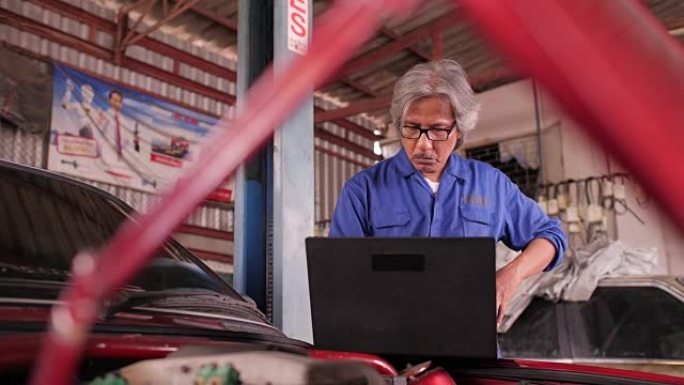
499, 286, 684, 360
0, 161, 243, 300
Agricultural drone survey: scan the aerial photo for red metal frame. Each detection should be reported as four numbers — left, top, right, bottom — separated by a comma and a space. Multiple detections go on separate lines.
29, 1, 423, 383
381, 26, 432, 61
309, 350, 398, 376
336, 75, 382, 97
24, 0, 684, 384
501, 359, 684, 385
336, 11, 459, 78
431, 29, 443, 60
188, 4, 238, 31
410, 368, 456, 385
314, 106, 383, 140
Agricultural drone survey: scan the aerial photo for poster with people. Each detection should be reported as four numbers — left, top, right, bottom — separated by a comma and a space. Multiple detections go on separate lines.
48, 64, 233, 202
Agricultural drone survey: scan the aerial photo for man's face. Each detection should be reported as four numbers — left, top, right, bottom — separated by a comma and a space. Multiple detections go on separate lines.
110, 93, 123, 112
400, 95, 459, 182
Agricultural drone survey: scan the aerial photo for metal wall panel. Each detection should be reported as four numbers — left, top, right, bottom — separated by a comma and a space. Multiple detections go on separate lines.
312, 98, 379, 225
0, 2, 236, 232
1, 0, 380, 232
0, 0, 237, 113
22, 1, 42, 21
0, 124, 45, 168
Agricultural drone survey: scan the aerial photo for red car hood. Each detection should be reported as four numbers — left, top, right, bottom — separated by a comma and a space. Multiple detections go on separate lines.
1, 307, 682, 384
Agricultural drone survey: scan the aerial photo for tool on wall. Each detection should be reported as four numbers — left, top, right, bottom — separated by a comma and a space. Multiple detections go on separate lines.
537, 172, 648, 251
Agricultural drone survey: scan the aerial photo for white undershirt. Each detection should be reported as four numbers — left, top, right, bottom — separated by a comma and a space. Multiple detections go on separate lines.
423, 176, 440, 194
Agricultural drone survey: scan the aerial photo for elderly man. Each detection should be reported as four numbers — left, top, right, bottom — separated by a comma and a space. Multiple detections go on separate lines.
330, 59, 567, 325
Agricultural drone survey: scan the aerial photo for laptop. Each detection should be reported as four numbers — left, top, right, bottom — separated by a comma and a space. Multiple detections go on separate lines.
305, 237, 497, 360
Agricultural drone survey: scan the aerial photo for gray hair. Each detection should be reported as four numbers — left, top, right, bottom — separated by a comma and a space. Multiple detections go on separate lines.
390, 59, 481, 149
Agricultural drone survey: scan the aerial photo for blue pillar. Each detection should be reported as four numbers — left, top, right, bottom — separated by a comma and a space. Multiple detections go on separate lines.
233, 0, 274, 315
233, 0, 314, 342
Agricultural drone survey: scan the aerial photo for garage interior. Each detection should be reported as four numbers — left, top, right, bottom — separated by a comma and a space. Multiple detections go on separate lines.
0, 0, 683, 383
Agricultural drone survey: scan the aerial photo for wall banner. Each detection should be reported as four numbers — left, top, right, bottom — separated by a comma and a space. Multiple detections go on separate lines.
48, 64, 232, 202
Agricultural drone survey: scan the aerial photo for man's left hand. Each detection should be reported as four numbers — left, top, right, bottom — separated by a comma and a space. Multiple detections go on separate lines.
495, 262, 523, 326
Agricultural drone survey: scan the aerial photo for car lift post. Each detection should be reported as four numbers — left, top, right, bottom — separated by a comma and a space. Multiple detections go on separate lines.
271, 0, 315, 342
234, 0, 314, 342
233, 0, 274, 318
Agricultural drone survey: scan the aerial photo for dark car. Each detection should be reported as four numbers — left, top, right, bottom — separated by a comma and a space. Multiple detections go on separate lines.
0, 160, 682, 385
499, 276, 684, 377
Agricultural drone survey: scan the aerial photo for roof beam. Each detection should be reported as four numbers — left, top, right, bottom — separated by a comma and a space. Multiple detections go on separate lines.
315, 95, 392, 123
380, 26, 432, 61
340, 12, 458, 76
0, 6, 235, 106
338, 76, 380, 97
315, 145, 373, 168
28, 0, 111, 30
189, 5, 239, 31
324, 44, 403, 98
667, 18, 684, 31
315, 128, 382, 161
318, 72, 379, 97
316, 66, 520, 122
119, 0, 203, 49
315, 106, 382, 140
25, 0, 381, 143
28, 0, 236, 82
431, 28, 443, 59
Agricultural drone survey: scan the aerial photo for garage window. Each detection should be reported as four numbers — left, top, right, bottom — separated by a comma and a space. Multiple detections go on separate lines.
465, 142, 540, 198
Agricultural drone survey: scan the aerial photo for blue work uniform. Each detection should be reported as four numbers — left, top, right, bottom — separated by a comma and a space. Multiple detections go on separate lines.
330, 148, 567, 269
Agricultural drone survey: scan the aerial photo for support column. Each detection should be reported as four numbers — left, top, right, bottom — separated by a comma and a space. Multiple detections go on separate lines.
272, 0, 314, 342
233, 0, 274, 315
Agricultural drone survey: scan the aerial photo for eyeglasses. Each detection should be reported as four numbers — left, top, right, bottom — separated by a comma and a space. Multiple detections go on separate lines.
400, 122, 456, 141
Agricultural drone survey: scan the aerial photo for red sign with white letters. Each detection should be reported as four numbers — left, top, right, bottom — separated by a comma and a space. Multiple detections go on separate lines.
288, 0, 308, 55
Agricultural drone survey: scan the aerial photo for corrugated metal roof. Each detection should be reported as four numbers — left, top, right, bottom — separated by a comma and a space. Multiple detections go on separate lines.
102, 0, 684, 130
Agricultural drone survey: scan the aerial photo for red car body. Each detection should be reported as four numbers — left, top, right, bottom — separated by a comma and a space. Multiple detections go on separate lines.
0, 163, 681, 384
1, 304, 682, 384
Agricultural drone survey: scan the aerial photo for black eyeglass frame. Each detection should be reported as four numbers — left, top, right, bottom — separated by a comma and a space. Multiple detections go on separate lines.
399, 121, 458, 141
